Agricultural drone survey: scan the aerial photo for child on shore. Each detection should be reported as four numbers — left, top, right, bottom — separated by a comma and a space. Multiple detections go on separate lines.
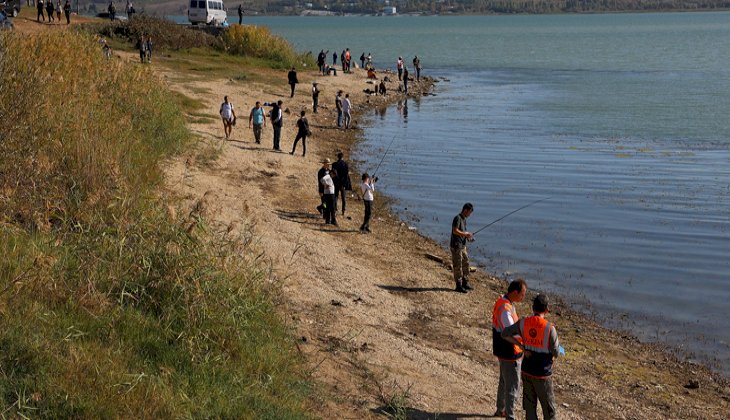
360, 173, 377, 233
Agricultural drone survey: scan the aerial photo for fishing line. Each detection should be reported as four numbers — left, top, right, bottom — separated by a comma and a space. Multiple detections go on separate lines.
372, 135, 397, 178
473, 197, 552, 236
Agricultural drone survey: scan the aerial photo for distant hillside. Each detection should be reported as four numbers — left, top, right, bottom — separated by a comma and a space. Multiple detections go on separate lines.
114, 0, 730, 17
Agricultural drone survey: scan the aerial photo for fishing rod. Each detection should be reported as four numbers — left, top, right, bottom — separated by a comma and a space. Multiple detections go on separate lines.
472, 197, 551, 236
372, 135, 397, 178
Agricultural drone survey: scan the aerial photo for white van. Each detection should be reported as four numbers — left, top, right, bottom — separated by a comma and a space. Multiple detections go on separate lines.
188, 0, 227, 26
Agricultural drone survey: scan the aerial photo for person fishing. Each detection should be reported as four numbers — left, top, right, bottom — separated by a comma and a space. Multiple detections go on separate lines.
451, 202, 475, 293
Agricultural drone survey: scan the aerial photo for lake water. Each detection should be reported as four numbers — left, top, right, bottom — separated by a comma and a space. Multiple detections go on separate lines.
241, 13, 730, 375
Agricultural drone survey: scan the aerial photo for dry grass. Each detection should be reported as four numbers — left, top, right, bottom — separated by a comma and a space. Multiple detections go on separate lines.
0, 31, 311, 418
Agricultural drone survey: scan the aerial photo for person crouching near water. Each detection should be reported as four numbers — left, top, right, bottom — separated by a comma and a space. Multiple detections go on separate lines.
450, 202, 474, 293
360, 173, 376, 233
492, 279, 528, 419
502, 294, 562, 420
219, 95, 236, 140
320, 167, 338, 226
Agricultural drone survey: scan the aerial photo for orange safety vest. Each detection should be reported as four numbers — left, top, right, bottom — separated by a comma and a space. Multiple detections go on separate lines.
520, 316, 554, 378
491, 296, 522, 360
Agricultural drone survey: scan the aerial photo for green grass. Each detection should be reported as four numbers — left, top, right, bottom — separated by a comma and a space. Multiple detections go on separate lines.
0, 30, 311, 418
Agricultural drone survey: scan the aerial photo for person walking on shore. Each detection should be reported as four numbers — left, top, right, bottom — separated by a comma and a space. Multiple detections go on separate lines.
290, 110, 309, 156
37, 0, 45, 22
270, 100, 283, 151
108, 1, 116, 20
63, 0, 71, 24
237, 4, 243, 24
340, 50, 346, 72
492, 279, 528, 419
450, 202, 474, 293
397, 56, 404, 81
360, 173, 376, 233
413, 55, 422, 81
55, 0, 62, 22
502, 294, 563, 420
219, 95, 236, 140
136, 36, 146, 63
321, 168, 338, 226
342, 93, 352, 129
335, 90, 343, 129
145, 36, 153, 63
46, 0, 54, 22
248, 101, 266, 144
288, 67, 298, 98
345, 48, 351, 72
332, 152, 349, 215
312, 82, 320, 114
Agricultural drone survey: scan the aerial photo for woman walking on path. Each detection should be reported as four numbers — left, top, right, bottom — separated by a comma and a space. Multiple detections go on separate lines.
46, 0, 55, 22
290, 110, 309, 157
37, 0, 45, 22
219, 96, 236, 140
63, 0, 71, 24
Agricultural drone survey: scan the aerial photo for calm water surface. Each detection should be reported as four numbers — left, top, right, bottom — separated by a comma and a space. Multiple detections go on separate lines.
246, 13, 730, 375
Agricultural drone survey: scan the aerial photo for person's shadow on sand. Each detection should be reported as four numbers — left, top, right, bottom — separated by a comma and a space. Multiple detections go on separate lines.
372, 406, 493, 419
377, 285, 454, 293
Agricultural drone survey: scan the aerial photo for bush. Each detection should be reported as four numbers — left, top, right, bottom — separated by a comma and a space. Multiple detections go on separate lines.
84, 15, 218, 50
0, 31, 310, 418
219, 24, 311, 68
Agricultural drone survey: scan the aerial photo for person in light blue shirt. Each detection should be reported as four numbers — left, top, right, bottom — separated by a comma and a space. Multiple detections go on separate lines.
248, 101, 266, 144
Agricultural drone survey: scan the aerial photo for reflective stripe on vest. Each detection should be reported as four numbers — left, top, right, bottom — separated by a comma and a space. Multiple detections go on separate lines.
492, 296, 522, 359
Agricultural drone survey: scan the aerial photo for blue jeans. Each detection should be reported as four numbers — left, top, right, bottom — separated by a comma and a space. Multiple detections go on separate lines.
337, 110, 343, 128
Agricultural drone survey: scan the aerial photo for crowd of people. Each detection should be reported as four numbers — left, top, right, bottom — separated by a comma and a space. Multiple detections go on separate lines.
35, 0, 71, 24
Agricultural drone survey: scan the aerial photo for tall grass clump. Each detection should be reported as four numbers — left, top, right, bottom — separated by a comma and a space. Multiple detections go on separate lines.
0, 31, 310, 418
219, 24, 315, 69
84, 15, 218, 50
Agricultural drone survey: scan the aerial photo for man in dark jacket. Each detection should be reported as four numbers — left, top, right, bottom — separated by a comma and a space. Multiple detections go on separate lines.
332, 152, 349, 215
316, 159, 331, 217
288, 67, 298, 98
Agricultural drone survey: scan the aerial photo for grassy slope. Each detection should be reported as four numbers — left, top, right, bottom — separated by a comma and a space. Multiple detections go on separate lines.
0, 29, 310, 418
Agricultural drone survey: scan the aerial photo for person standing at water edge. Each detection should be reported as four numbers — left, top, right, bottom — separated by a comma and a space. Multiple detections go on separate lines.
450, 203, 474, 293
413, 55, 422, 81
502, 294, 562, 420
333, 51, 337, 66
332, 152, 349, 215
360, 173, 376, 233
290, 110, 309, 157
402, 66, 409, 94
219, 95, 236, 140
288, 67, 298, 98
237, 4, 243, 24
342, 93, 352, 129
335, 90, 343, 128
312, 82, 320, 113
108, 1, 116, 20
249, 101, 266, 144
270, 100, 283, 150
397, 56, 404, 80
360, 52, 366, 69
492, 279, 528, 419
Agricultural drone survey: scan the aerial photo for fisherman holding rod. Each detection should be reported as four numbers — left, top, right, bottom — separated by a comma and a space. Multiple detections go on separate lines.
451, 203, 475, 293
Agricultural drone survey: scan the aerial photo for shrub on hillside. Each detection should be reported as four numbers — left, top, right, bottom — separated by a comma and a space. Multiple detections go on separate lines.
219, 24, 314, 69
86, 15, 218, 50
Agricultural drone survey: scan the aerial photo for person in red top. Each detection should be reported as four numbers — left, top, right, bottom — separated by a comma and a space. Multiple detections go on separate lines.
491, 279, 527, 419
502, 294, 562, 420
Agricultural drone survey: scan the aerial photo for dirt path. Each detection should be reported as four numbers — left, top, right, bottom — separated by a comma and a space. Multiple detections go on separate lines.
15, 18, 730, 419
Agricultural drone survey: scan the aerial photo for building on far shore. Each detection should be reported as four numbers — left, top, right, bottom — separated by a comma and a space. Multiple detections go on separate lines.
383, 6, 396, 14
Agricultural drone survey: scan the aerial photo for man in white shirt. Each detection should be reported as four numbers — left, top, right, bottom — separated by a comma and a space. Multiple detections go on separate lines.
360, 173, 377, 233
320, 165, 337, 225
219, 96, 236, 140
342, 94, 352, 129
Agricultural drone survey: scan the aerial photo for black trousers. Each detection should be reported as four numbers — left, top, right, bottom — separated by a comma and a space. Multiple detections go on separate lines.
334, 185, 346, 214
323, 194, 337, 224
291, 133, 306, 155
360, 200, 372, 231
